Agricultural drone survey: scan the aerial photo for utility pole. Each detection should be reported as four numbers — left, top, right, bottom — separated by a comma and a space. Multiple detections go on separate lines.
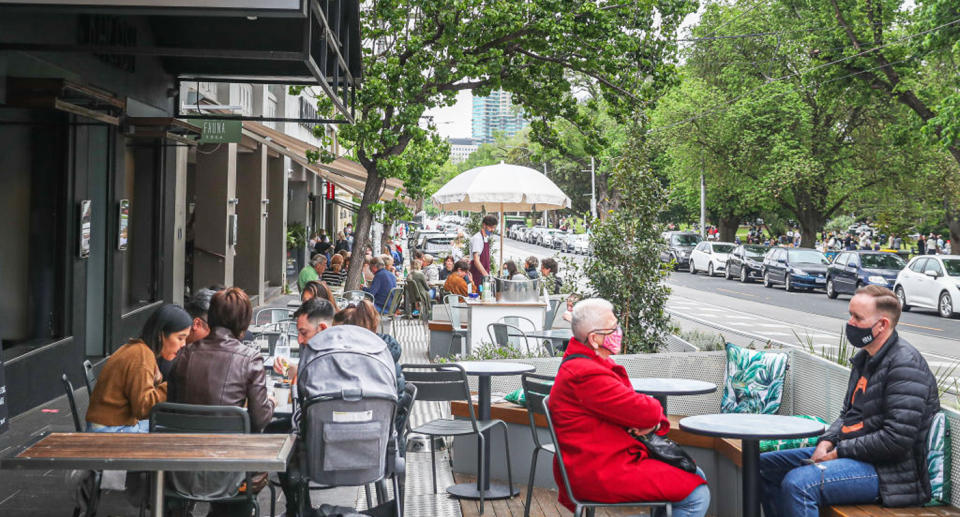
590, 156, 597, 220
700, 173, 706, 239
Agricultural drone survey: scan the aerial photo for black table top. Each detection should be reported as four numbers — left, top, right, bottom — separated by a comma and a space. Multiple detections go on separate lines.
455, 361, 536, 376
679, 414, 825, 440
629, 378, 717, 396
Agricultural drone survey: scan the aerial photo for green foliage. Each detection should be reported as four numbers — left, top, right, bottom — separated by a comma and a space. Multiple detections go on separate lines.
581, 130, 672, 354
286, 222, 307, 249
824, 215, 856, 234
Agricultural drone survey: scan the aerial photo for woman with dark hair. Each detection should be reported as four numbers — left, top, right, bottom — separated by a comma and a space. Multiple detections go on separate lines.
85, 304, 192, 433
503, 260, 526, 281
301, 280, 339, 310
439, 255, 455, 280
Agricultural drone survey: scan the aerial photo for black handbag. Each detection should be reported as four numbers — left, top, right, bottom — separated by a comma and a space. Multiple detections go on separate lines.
634, 431, 698, 473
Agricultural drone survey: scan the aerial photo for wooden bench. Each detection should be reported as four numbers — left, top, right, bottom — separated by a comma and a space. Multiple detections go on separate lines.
451, 401, 960, 516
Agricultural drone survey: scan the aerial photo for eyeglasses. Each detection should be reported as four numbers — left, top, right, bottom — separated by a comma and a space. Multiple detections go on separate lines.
588, 325, 621, 336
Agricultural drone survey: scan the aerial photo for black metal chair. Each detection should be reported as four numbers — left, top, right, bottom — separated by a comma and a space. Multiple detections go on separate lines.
401, 364, 513, 515
82, 359, 97, 396
442, 295, 468, 357
520, 373, 555, 517
62, 374, 104, 517
541, 395, 672, 517
149, 403, 275, 517
379, 286, 405, 334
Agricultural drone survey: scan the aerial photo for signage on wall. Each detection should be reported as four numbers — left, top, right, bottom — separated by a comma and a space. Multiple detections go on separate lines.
0, 353, 8, 435
79, 200, 92, 259
199, 120, 242, 144
118, 199, 130, 250
325, 182, 335, 200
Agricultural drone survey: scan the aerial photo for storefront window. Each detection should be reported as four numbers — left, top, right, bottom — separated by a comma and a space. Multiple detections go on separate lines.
120, 144, 160, 314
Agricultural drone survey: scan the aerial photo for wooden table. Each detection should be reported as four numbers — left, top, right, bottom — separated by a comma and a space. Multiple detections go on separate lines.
2, 432, 295, 515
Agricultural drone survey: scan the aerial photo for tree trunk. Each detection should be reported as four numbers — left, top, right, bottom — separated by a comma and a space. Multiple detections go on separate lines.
718, 216, 739, 242
345, 168, 385, 290
798, 215, 823, 250
945, 201, 960, 250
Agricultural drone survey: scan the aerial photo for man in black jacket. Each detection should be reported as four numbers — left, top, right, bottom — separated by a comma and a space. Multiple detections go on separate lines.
759, 285, 939, 516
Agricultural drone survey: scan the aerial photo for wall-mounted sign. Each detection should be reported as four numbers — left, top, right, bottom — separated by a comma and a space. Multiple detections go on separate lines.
118, 199, 130, 250
199, 120, 242, 144
0, 354, 8, 435
228, 213, 238, 246
79, 200, 92, 259
325, 182, 336, 200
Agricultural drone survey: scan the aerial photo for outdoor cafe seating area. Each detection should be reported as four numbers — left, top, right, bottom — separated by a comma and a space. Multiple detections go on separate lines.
6, 288, 960, 517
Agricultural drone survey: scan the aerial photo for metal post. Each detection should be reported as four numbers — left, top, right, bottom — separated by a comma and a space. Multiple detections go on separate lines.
741, 439, 761, 517
700, 173, 706, 239
590, 156, 597, 220
542, 163, 548, 226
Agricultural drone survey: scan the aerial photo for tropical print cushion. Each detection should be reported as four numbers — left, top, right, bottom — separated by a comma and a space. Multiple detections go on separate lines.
760, 415, 828, 452
926, 411, 951, 506
721, 343, 788, 414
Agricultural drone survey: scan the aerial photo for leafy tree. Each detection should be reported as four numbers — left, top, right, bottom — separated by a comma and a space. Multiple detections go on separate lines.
302, 0, 697, 289
583, 130, 671, 353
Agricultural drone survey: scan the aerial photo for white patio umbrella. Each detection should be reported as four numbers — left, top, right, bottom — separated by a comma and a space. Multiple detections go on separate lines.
431, 162, 571, 273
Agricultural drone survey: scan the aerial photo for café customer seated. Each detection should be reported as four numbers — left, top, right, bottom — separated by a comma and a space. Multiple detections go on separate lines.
549, 298, 710, 517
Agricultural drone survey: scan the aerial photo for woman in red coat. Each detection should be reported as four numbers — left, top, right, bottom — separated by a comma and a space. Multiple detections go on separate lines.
550, 298, 710, 516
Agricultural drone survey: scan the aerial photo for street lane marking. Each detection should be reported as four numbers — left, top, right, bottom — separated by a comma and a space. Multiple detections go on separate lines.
717, 288, 755, 297
900, 322, 943, 332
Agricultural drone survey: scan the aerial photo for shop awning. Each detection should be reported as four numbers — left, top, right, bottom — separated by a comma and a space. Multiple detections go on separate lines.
0, 0, 361, 122
241, 121, 405, 201
5, 78, 125, 125
124, 117, 202, 145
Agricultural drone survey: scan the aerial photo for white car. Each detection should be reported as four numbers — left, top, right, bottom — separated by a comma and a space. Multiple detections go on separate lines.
894, 255, 960, 318
571, 234, 591, 254
689, 241, 736, 277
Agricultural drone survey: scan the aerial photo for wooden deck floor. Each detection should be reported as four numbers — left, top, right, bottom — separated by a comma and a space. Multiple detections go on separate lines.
455, 475, 653, 517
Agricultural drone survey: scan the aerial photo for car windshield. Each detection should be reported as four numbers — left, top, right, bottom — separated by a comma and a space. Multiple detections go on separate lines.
943, 259, 960, 277
671, 234, 700, 246
713, 244, 734, 253
743, 246, 767, 258
788, 250, 829, 264
860, 254, 905, 270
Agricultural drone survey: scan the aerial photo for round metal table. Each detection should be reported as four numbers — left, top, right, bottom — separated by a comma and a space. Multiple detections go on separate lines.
679, 414, 825, 517
448, 361, 536, 501
629, 378, 717, 413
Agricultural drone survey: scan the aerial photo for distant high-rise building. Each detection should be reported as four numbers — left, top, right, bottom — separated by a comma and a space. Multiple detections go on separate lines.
447, 138, 479, 164
471, 90, 528, 144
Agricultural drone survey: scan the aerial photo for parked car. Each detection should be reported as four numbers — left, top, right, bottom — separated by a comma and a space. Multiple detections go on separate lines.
526, 226, 547, 244
762, 247, 830, 291
725, 244, 770, 282
689, 241, 735, 276
894, 255, 960, 318
660, 231, 702, 270
539, 229, 563, 248
826, 251, 905, 299
571, 234, 592, 255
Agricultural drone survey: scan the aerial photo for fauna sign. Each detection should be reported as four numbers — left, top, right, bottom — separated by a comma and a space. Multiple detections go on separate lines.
199, 120, 242, 144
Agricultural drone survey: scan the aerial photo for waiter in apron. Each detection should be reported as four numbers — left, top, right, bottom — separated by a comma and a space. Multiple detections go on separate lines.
469, 214, 499, 291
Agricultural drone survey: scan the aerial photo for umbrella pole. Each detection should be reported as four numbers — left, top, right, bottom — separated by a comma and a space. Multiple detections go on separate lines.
499, 203, 504, 280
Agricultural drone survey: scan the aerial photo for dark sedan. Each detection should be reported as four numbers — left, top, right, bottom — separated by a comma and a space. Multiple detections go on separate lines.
826, 250, 906, 299
762, 248, 830, 291
724, 244, 770, 283
660, 231, 702, 270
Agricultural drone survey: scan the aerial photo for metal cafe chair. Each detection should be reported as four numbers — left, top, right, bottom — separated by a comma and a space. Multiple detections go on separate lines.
542, 395, 672, 517
401, 364, 514, 515
520, 372, 555, 517
443, 294, 468, 357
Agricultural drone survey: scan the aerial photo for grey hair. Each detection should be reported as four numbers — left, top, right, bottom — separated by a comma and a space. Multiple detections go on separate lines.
571, 298, 615, 342
311, 254, 326, 266
370, 256, 385, 270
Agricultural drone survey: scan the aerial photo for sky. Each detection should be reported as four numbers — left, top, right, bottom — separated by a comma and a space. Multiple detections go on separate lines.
422, 7, 705, 141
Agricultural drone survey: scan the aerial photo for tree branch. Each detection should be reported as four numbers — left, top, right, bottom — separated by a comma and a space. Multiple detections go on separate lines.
513, 48, 642, 104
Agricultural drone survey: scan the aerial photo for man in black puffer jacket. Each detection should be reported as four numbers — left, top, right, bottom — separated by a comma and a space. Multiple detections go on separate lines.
760, 285, 939, 516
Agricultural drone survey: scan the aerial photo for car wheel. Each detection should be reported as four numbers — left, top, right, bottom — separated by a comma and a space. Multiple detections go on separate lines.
826, 278, 838, 299
690, 261, 697, 274
896, 286, 910, 311
785, 275, 794, 292
724, 266, 732, 280
939, 292, 955, 318
708, 263, 715, 277
740, 266, 749, 283
763, 272, 772, 288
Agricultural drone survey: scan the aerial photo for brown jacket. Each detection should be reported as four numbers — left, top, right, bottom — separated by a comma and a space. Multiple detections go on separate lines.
168, 327, 275, 432
443, 272, 469, 297
86, 340, 167, 426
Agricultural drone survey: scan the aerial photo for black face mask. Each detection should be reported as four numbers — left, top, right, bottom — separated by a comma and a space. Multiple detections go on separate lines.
845, 321, 878, 348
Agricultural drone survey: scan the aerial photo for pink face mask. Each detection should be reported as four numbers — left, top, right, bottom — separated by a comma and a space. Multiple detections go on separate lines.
599, 327, 623, 355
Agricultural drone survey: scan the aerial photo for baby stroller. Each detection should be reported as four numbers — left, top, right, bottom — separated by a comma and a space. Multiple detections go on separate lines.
296, 325, 403, 517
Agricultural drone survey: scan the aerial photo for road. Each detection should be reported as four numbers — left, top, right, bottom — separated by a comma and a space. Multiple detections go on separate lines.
501, 237, 960, 372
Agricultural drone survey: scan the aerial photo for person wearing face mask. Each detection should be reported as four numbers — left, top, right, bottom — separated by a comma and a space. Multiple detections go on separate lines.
759, 285, 939, 516
548, 298, 710, 517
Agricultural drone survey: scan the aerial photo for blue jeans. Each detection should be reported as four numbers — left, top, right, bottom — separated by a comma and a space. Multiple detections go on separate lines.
760, 447, 879, 517
85, 420, 150, 433
657, 467, 710, 517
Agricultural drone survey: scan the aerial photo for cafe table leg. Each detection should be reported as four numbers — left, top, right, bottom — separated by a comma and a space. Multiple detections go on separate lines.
741, 439, 761, 517
153, 470, 165, 517
653, 395, 668, 415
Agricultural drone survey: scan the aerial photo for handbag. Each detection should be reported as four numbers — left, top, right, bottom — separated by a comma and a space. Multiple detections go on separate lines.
634, 431, 698, 473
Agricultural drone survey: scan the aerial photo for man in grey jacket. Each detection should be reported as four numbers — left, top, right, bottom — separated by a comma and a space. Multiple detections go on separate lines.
759, 285, 939, 516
